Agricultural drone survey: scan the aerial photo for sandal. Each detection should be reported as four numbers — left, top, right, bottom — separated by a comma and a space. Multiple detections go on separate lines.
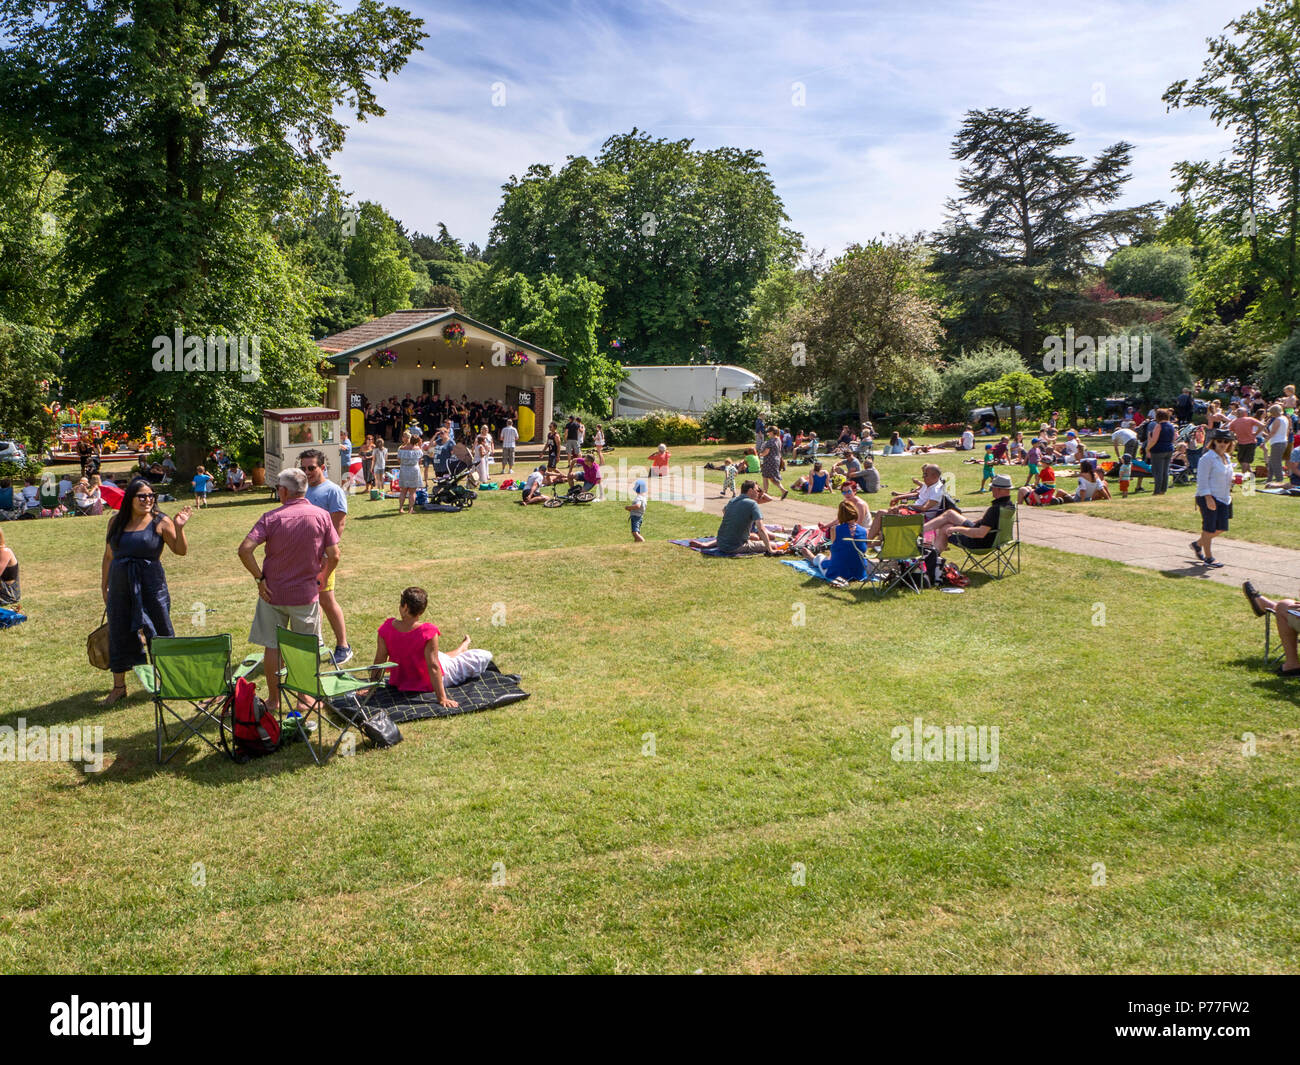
102, 685, 127, 706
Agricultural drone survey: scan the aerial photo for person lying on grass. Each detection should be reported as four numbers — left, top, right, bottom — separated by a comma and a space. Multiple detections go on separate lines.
923, 474, 1014, 552
797, 499, 868, 583
1242, 581, 1300, 677
688, 481, 777, 556
1018, 482, 1070, 506
371, 586, 495, 707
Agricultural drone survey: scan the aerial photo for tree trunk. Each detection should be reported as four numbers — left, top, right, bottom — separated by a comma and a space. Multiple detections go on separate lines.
172, 411, 206, 482
857, 384, 874, 430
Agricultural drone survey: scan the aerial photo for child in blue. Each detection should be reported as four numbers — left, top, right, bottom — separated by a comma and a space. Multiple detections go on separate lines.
977, 444, 995, 492
191, 466, 213, 508
720, 460, 737, 497
626, 478, 647, 543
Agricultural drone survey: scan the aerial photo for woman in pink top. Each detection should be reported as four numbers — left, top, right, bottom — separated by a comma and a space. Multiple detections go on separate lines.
371, 587, 496, 708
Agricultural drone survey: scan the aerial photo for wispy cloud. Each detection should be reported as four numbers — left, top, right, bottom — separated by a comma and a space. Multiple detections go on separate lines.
332, 0, 1240, 251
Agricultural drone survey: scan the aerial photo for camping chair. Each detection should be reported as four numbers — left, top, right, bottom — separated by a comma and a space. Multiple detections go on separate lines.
1262, 610, 1298, 668
953, 503, 1020, 578
275, 627, 391, 766
873, 513, 926, 595
134, 635, 264, 764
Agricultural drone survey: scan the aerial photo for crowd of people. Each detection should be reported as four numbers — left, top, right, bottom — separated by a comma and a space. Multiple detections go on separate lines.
359, 393, 517, 445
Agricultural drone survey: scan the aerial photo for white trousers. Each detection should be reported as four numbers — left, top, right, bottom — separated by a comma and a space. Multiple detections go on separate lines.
438, 648, 493, 687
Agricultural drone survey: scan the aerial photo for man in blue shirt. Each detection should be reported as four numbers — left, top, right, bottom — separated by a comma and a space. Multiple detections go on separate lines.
690, 481, 775, 555
299, 449, 352, 665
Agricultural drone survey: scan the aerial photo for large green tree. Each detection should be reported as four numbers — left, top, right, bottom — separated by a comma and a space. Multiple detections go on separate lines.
345, 201, 419, 318
759, 240, 942, 425
488, 129, 798, 364
0, 0, 425, 471
1164, 0, 1300, 342
473, 271, 623, 413
0, 136, 65, 451
931, 108, 1158, 360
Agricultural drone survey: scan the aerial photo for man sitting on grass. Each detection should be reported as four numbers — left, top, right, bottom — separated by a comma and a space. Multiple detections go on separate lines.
1242, 581, 1300, 677
689, 481, 776, 556
923, 474, 1014, 552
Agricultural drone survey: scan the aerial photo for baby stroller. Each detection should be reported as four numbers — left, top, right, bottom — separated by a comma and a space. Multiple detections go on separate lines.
1172, 423, 1203, 486
426, 451, 477, 511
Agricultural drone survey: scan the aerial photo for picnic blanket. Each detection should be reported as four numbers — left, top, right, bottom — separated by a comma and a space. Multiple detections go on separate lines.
364, 664, 529, 722
669, 538, 786, 558
1260, 486, 1300, 496
781, 557, 881, 584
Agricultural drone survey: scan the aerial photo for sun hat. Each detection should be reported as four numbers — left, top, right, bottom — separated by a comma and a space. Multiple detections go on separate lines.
991, 474, 1014, 489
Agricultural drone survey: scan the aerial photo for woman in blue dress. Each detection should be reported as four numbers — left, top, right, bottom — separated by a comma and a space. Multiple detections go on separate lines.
100, 479, 192, 705
800, 500, 869, 583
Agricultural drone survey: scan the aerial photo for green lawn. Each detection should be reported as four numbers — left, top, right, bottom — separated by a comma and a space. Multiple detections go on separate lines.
666, 438, 1300, 550
1, 482, 1298, 973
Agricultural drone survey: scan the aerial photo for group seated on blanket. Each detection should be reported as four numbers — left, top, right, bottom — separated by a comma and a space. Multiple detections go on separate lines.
370, 586, 494, 708
830, 453, 880, 493
924, 475, 1015, 551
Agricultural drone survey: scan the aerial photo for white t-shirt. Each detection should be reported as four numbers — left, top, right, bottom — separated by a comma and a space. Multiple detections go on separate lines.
1076, 476, 1103, 500
502, 426, 519, 447
960, 430, 974, 450
1063, 439, 1080, 460
524, 471, 543, 492
1112, 428, 1137, 446
21, 486, 39, 506
631, 492, 647, 513
1268, 416, 1290, 445
915, 480, 945, 510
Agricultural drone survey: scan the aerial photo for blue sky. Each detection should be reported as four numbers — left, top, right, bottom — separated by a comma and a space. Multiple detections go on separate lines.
331, 0, 1242, 254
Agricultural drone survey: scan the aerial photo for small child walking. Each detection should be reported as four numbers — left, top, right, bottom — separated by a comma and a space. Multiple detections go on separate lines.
192, 465, 212, 508
720, 460, 737, 497
1118, 454, 1133, 498
626, 478, 647, 543
977, 444, 995, 492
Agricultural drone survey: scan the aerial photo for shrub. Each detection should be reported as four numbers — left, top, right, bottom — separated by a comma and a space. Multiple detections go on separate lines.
700, 398, 767, 443
935, 343, 1026, 421
0, 458, 42, 484
596, 412, 703, 448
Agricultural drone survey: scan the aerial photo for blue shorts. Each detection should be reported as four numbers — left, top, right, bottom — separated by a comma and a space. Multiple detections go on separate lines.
630, 512, 643, 534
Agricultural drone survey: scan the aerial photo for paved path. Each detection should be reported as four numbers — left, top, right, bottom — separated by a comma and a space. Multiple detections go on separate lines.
606, 472, 1300, 599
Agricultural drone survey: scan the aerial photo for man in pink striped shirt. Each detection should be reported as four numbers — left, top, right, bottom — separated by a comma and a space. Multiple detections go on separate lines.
238, 468, 339, 711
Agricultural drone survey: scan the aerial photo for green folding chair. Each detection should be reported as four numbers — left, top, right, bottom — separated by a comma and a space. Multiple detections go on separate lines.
874, 513, 926, 595
275, 627, 390, 766
953, 503, 1020, 578
134, 635, 264, 764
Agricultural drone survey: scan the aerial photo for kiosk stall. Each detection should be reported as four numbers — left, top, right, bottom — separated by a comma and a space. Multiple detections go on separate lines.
262, 408, 342, 488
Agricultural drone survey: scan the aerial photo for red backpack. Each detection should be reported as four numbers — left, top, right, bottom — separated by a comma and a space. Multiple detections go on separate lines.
222, 676, 281, 760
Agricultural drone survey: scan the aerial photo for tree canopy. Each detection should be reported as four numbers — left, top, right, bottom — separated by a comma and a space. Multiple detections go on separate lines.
488, 129, 798, 365
0, 0, 426, 468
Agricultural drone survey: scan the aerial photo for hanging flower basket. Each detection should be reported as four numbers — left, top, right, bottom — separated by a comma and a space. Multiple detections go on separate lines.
442, 323, 466, 345
374, 348, 396, 368
508, 350, 529, 367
